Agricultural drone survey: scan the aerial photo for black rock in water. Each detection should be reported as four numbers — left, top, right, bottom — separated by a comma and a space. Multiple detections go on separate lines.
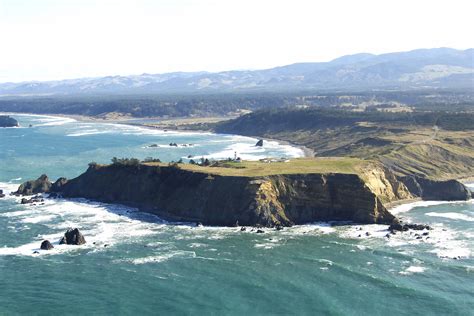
40, 240, 54, 250
59, 228, 86, 245
20, 196, 44, 204
48, 192, 61, 199
16, 175, 52, 195
389, 222, 431, 233
0, 115, 19, 128
0, 189, 4, 198
255, 139, 264, 147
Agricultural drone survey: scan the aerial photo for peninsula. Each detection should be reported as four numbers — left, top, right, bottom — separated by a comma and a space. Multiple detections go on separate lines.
15, 158, 471, 227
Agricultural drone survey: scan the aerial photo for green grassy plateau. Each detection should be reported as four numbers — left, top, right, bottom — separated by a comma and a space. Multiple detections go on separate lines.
144, 157, 367, 177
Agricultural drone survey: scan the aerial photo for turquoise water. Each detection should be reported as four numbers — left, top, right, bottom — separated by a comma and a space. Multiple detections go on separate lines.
0, 114, 473, 315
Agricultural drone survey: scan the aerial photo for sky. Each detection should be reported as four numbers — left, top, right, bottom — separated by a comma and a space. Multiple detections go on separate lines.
0, 0, 473, 82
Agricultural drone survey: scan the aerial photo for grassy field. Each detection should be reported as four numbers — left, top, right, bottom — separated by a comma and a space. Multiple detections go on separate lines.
210, 108, 474, 180
144, 157, 366, 177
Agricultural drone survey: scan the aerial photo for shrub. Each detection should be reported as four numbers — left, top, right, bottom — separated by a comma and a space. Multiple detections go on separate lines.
111, 157, 141, 166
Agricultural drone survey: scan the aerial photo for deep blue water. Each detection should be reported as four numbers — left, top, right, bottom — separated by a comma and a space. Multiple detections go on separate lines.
0, 114, 473, 315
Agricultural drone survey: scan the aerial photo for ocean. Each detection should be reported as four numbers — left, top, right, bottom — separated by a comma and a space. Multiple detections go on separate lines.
0, 114, 473, 315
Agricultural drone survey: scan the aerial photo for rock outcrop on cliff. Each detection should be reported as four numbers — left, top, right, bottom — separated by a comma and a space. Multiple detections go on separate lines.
358, 163, 413, 203
15, 174, 52, 195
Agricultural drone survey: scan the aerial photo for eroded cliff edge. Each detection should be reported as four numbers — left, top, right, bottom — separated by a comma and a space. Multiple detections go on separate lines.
17, 163, 396, 226
16, 159, 471, 227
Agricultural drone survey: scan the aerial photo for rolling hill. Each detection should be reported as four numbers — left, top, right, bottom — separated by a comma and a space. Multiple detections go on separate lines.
1, 48, 472, 96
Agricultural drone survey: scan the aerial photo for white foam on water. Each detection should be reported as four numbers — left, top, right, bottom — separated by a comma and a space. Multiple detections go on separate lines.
0, 112, 77, 127
0, 197, 168, 257
317, 259, 334, 266
0, 182, 21, 194
279, 222, 337, 236
379, 222, 472, 259
399, 266, 426, 275
0, 240, 87, 256
66, 129, 110, 137
260, 140, 305, 158
203, 139, 304, 161
389, 200, 461, 215
21, 214, 57, 224
338, 224, 390, 239
119, 250, 196, 265
430, 246, 471, 259
426, 212, 474, 221
31, 116, 77, 127
188, 242, 208, 248
202, 142, 266, 160
145, 144, 199, 149
254, 237, 285, 249
108, 123, 211, 137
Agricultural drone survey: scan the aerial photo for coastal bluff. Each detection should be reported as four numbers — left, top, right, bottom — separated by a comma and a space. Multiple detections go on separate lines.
15, 158, 471, 227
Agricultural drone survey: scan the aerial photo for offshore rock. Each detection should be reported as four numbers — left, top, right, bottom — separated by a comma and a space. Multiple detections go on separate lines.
389, 222, 431, 233
16, 175, 52, 195
20, 196, 44, 204
40, 240, 54, 250
0, 115, 19, 127
255, 139, 264, 147
59, 228, 86, 245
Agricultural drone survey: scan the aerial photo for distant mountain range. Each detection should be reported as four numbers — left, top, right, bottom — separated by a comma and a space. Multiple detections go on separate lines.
1, 48, 472, 96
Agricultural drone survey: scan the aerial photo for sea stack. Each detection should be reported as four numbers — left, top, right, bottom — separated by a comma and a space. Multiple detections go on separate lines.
40, 240, 54, 250
0, 115, 19, 128
59, 228, 86, 245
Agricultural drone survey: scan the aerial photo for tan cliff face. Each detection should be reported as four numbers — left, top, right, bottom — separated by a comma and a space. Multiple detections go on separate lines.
56, 164, 397, 227
357, 163, 414, 203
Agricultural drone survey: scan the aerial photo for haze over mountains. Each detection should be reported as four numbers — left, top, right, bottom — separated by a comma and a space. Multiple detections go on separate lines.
1, 48, 472, 96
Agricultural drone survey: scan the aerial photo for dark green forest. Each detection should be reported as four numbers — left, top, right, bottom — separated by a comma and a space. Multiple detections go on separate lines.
0, 89, 472, 118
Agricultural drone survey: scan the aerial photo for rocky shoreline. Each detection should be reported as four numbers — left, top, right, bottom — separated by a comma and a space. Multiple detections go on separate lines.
12, 162, 471, 228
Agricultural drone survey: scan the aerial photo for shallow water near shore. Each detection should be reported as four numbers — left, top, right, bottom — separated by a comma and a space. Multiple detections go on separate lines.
1, 114, 473, 314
